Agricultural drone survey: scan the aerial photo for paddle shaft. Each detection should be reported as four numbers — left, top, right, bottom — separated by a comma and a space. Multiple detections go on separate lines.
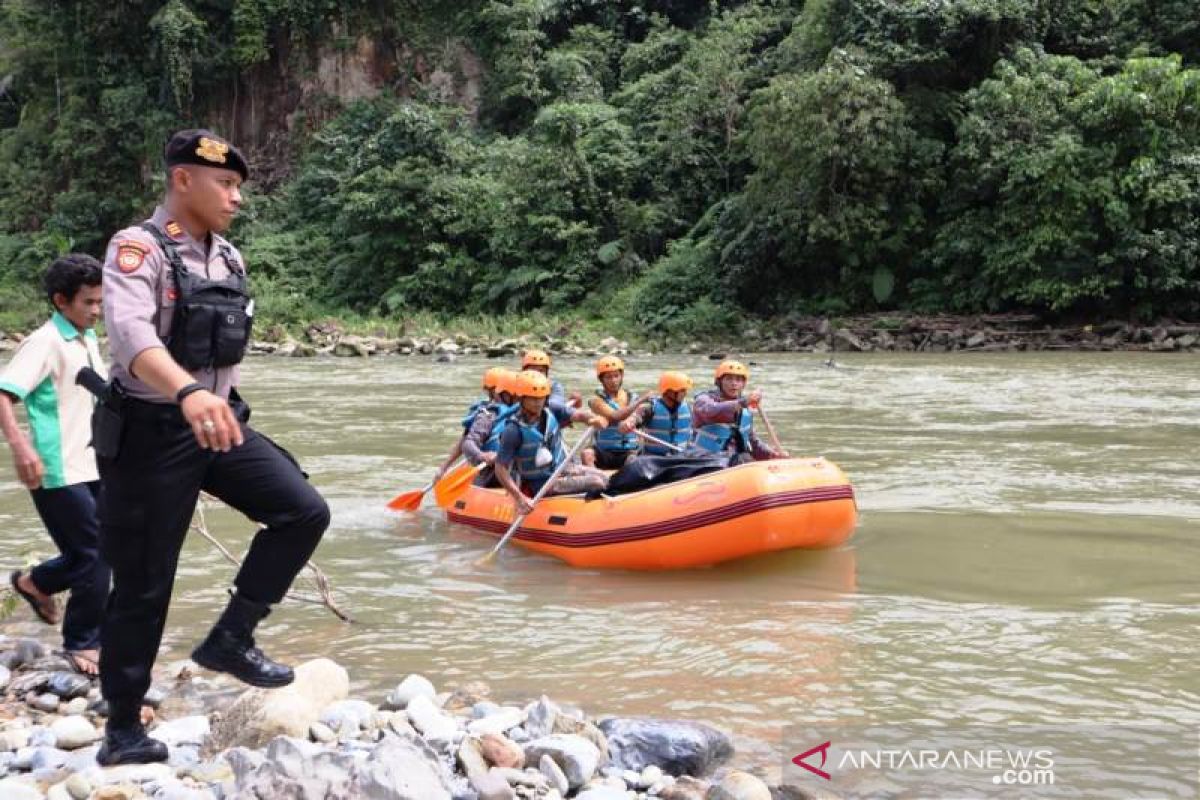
482, 429, 595, 562
756, 404, 786, 455
631, 428, 684, 453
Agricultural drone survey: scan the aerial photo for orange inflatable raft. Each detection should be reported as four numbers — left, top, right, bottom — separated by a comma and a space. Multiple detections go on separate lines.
444, 457, 858, 570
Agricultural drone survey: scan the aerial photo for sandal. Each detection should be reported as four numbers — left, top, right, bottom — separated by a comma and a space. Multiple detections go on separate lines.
62, 649, 100, 678
10, 570, 59, 625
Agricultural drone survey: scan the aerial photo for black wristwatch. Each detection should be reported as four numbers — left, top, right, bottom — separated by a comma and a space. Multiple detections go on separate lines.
176, 382, 206, 404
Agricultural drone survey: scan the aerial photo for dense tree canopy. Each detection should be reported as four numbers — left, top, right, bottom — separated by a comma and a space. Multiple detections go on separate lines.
1, 0, 1197, 334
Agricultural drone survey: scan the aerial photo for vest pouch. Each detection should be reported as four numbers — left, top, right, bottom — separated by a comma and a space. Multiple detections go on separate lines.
212, 305, 251, 368
170, 303, 219, 369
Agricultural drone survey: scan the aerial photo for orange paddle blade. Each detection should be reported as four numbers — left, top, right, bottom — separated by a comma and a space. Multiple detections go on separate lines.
387, 480, 433, 512
386, 490, 425, 512
434, 462, 485, 508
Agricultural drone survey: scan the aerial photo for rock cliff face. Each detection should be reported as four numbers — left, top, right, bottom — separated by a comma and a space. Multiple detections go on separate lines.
198, 22, 484, 186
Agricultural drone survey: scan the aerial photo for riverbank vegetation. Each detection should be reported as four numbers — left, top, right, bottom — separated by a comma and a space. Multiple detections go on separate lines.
2, 1, 1198, 340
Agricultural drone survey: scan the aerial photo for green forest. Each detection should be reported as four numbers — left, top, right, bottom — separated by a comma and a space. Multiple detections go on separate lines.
1, 0, 1198, 338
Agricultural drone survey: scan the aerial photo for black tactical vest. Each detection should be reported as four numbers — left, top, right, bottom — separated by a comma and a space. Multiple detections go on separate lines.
139, 222, 252, 370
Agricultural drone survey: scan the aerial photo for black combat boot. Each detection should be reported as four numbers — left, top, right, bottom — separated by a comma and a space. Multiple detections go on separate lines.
96, 704, 168, 766
190, 592, 294, 688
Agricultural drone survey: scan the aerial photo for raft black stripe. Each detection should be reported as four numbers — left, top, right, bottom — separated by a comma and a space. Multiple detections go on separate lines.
447, 485, 854, 548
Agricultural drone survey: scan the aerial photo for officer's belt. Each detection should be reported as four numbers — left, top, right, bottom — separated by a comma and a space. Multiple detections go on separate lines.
122, 396, 190, 427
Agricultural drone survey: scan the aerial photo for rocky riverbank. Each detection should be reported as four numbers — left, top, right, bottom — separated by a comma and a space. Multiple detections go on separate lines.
240, 316, 1200, 359
3, 314, 1195, 361
0, 632, 825, 800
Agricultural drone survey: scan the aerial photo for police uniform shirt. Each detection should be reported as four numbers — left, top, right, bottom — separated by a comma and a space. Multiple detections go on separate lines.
102, 206, 245, 403
0, 313, 107, 487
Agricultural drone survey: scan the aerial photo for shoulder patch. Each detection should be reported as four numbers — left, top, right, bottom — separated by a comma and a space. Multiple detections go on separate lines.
116, 241, 150, 273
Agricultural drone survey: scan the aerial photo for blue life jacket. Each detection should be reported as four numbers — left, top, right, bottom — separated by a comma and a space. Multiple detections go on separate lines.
693, 390, 754, 453
593, 390, 639, 453
461, 398, 490, 432
482, 403, 518, 453
644, 398, 693, 455
513, 409, 566, 493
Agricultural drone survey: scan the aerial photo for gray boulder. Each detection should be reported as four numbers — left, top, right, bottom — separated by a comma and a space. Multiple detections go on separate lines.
523, 734, 600, 790
597, 717, 732, 776
355, 733, 453, 800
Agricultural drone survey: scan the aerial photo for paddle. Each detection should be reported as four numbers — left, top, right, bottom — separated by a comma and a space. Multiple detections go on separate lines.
631, 428, 684, 453
387, 460, 478, 512
386, 482, 433, 512
755, 404, 788, 457
433, 461, 486, 508
477, 429, 595, 565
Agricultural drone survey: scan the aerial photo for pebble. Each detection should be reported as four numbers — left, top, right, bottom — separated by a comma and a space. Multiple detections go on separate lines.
385, 674, 436, 709
49, 716, 99, 749
470, 768, 516, 800
539, 754, 569, 796
46, 672, 90, 700
62, 697, 88, 716
31, 692, 59, 713
0, 777, 43, 800
64, 773, 91, 800
310, 721, 336, 743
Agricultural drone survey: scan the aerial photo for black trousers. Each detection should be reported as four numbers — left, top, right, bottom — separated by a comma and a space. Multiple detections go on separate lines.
97, 399, 329, 711
29, 481, 108, 651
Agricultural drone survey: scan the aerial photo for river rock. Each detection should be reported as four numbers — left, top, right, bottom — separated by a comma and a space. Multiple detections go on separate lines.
470, 768, 516, 800
0, 664, 10, 692
406, 694, 457, 743
575, 788, 627, 800
31, 692, 60, 712
598, 717, 733, 776
62, 697, 88, 716
94, 762, 174, 784
524, 696, 560, 739
0, 778, 42, 800
29, 725, 57, 747
539, 754, 569, 795
206, 658, 348, 752
320, 699, 377, 734
660, 775, 710, 800
0, 728, 30, 752
468, 707, 524, 736
63, 773, 91, 800
355, 733, 453, 800
230, 736, 356, 799
30, 745, 68, 770
151, 715, 209, 747
479, 732, 524, 769
310, 721, 336, 743
524, 734, 600, 790
707, 770, 771, 800
49, 716, 99, 749
457, 737, 490, 779
13, 639, 45, 667
385, 674, 436, 710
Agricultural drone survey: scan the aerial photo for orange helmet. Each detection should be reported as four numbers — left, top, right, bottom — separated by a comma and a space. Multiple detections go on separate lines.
521, 349, 552, 369
515, 369, 552, 398
714, 360, 750, 381
658, 370, 693, 394
493, 369, 518, 397
594, 355, 625, 378
482, 367, 507, 390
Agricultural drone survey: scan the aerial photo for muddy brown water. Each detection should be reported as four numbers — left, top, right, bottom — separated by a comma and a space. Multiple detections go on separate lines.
0, 352, 1195, 788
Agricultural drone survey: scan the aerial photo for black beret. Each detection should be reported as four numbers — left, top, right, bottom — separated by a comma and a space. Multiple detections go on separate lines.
164, 129, 248, 180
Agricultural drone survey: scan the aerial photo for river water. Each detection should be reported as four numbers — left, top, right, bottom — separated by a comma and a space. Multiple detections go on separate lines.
1, 352, 1196, 790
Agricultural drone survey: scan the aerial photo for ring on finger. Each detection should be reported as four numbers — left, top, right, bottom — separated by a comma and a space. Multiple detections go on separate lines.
201, 419, 216, 432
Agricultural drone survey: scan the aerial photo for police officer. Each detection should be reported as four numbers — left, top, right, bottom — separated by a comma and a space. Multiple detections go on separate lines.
95, 130, 330, 765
